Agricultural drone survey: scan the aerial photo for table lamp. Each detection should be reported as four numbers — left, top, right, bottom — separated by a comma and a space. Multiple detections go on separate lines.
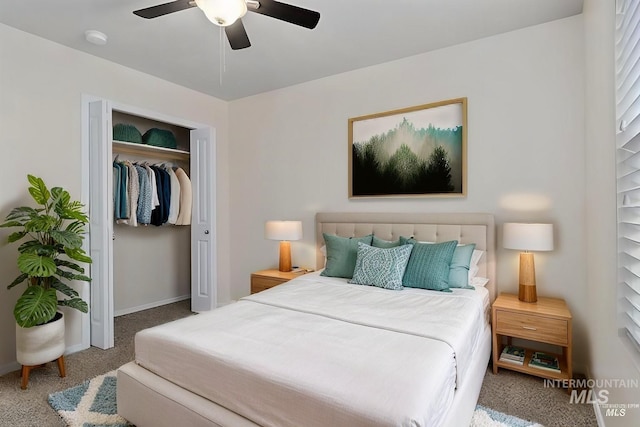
503, 223, 554, 303
265, 220, 303, 272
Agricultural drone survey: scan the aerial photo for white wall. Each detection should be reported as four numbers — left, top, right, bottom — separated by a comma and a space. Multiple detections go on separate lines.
229, 16, 588, 368
0, 23, 231, 373
584, 0, 640, 425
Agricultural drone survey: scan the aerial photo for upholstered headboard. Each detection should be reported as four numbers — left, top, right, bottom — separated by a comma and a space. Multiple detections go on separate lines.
315, 212, 497, 301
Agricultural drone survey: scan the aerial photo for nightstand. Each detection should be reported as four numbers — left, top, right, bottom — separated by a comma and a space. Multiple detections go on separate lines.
250, 269, 308, 294
492, 293, 572, 384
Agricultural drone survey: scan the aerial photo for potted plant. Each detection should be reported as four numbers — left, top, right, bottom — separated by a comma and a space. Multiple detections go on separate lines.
1, 175, 92, 388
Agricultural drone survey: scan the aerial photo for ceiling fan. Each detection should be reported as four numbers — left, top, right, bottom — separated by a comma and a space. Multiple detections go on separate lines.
133, 0, 320, 50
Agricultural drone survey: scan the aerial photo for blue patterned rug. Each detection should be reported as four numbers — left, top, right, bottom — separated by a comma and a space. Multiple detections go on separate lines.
472, 405, 545, 427
49, 370, 544, 427
48, 370, 130, 427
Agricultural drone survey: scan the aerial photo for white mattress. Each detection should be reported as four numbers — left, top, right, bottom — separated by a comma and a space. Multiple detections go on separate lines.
134, 273, 490, 427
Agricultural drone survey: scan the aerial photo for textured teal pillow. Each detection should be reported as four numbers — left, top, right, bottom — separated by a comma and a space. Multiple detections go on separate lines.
372, 236, 401, 248
448, 243, 476, 289
321, 234, 373, 279
348, 242, 413, 290
400, 238, 458, 291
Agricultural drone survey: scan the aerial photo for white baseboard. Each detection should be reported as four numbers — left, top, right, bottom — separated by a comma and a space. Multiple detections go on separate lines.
65, 343, 88, 355
114, 294, 190, 317
584, 366, 607, 427
593, 400, 606, 427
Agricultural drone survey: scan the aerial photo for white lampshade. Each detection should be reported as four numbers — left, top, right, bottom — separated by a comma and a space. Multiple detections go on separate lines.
195, 0, 247, 26
503, 223, 554, 252
265, 221, 303, 241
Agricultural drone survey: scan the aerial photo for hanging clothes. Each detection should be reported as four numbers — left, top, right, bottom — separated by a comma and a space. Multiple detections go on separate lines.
159, 167, 171, 225
117, 162, 129, 220
113, 161, 129, 220
145, 164, 160, 212
135, 164, 152, 225
175, 167, 192, 226
166, 166, 181, 225
113, 163, 121, 220
150, 166, 171, 226
112, 159, 191, 228
117, 161, 139, 226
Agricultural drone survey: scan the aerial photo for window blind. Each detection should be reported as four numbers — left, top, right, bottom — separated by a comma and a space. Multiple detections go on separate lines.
617, 0, 640, 354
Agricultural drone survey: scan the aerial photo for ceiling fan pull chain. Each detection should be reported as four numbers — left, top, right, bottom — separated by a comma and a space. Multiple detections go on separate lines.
219, 26, 224, 86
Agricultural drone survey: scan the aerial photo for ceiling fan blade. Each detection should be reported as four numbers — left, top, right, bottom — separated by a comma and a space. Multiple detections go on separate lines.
133, 0, 196, 19
250, 0, 320, 29
225, 19, 251, 50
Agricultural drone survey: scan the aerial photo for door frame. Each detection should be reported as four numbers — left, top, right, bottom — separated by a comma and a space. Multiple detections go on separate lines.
80, 94, 217, 350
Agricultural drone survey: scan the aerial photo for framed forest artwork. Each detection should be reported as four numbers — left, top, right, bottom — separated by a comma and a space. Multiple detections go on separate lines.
348, 98, 467, 198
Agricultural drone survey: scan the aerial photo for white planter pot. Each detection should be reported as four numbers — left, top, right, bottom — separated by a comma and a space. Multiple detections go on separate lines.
15, 312, 65, 366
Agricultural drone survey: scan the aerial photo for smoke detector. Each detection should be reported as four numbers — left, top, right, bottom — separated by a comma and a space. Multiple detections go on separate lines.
85, 30, 108, 46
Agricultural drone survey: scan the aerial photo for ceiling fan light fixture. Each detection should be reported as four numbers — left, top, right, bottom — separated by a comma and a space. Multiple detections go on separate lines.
195, 0, 248, 27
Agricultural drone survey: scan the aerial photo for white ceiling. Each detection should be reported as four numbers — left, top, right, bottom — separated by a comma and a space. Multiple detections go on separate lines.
0, 0, 583, 101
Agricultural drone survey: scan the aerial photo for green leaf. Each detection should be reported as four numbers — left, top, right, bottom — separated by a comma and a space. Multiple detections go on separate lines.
65, 221, 86, 234
59, 201, 88, 223
24, 214, 57, 233
0, 220, 24, 228
57, 297, 88, 313
3, 206, 38, 222
27, 175, 50, 206
65, 248, 92, 264
14, 286, 57, 328
56, 268, 91, 282
7, 273, 28, 289
51, 187, 70, 208
55, 259, 85, 273
50, 229, 82, 249
17, 253, 57, 277
50, 279, 79, 298
7, 231, 27, 243
18, 240, 56, 256
63, 209, 89, 223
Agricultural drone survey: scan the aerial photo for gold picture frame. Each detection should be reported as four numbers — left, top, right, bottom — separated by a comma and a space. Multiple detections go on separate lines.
348, 97, 467, 198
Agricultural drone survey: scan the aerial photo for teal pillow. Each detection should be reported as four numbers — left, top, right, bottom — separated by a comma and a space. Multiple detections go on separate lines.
372, 236, 401, 248
400, 238, 458, 291
321, 234, 373, 279
348, 242, 413, 290
448, 243, 476, 289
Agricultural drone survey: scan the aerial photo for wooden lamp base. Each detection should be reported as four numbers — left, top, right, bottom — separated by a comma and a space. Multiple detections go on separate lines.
518, 252, 537, 303
278, 241, 292, 272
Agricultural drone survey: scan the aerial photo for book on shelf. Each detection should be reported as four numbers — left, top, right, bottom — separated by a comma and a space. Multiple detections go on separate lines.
500, 345, 525, 363
528, 352, 560, 372
499, 355, 524, 365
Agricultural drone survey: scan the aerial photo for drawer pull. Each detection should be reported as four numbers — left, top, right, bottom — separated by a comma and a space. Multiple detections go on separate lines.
522, 326, 537, 331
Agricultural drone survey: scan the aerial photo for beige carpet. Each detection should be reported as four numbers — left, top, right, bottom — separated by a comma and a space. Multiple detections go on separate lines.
0, 300, 597, 427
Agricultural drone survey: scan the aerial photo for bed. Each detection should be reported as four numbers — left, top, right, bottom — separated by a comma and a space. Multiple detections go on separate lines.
117, 212, 496, 427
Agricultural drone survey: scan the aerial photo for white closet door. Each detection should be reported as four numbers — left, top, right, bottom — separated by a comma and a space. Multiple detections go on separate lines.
190, 128, 217, 312
88, 100, 114, 349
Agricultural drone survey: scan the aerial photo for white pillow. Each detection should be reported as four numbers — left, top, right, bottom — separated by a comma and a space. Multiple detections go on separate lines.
471, 276, 490, 287
469, 264, 479, 281
471, 249, 484, 267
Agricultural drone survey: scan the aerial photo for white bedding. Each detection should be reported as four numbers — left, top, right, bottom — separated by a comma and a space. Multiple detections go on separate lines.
134, 273, 489, 427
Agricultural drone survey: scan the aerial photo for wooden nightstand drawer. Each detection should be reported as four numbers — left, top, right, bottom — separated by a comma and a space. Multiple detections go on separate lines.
496, 310, 568, 346
251, 276, 284, 293
250, 269, 309, 294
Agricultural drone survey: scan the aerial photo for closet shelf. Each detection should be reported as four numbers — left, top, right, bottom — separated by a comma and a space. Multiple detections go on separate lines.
113, 140, 190, 161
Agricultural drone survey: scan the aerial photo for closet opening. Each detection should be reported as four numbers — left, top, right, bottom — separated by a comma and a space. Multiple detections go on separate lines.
111, 111, 192, 323
84, 97, 216, 351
